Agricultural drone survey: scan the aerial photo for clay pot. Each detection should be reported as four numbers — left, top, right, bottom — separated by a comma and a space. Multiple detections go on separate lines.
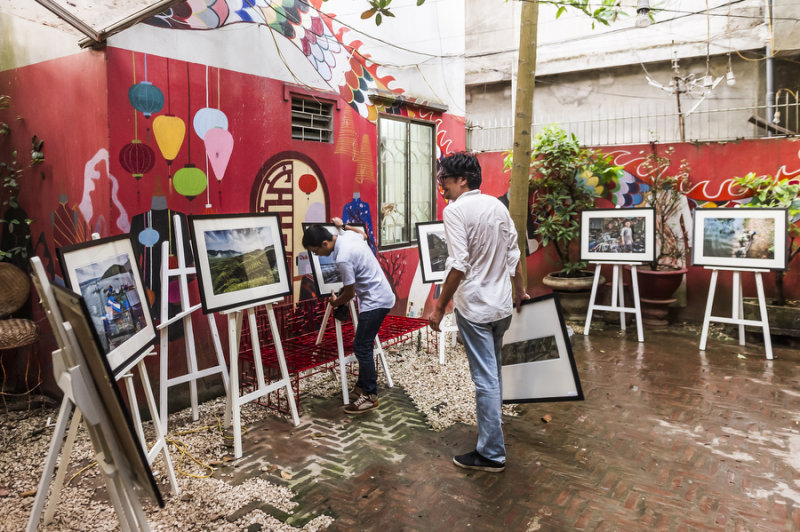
542, 270, 604, 320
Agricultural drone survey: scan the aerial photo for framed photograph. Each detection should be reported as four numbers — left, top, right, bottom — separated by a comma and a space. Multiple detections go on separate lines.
502, 294, 584, 404
301, 222, 366, 295
579, 208, 655, 263
57, 235, 156, 378
692, 207, 788, 270
50, 283, 164, 508
416, 221, 448, 283
189, 213, 292, 313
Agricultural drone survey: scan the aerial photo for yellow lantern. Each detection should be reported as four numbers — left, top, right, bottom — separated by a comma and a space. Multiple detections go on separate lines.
153, 114, 186, 166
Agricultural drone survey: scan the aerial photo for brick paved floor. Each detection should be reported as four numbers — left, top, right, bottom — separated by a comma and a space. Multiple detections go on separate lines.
220, 326, 800, 531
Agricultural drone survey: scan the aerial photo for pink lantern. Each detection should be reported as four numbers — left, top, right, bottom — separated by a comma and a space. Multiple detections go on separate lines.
203, 127, 234, 182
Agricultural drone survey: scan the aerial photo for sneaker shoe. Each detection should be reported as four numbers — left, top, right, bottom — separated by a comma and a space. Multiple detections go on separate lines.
453, 450, 505, 473
344, 393, 379, 414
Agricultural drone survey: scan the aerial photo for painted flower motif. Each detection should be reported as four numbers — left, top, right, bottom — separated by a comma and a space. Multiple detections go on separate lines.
577, 169, 603, 195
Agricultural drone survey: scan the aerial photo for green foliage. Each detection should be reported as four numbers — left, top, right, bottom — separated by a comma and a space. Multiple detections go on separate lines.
640, 146, 691, 271
348, 0, 629, 27
733, 172, 800, 305
505, 124, 623, 276
0, 95, 36, 262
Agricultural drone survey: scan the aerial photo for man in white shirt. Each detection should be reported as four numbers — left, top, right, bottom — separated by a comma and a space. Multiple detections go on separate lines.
302, 220, 395, 414
428, 152, 529, 473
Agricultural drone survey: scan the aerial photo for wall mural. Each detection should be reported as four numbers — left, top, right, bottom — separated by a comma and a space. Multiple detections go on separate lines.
142, 0, 457, 157
251, 152, 329, 301
79, 149, 130, 235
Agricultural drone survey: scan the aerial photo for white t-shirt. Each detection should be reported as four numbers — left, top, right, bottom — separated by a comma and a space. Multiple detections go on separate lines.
332, 231, 395, 312
443, 189, 520, 323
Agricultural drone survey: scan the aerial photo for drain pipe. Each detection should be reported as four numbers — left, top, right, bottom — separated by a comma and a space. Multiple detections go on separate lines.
765, 0, 775, 134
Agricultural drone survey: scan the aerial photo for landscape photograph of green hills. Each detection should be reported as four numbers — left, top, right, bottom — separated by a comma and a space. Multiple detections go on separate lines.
203, 226, 280, 295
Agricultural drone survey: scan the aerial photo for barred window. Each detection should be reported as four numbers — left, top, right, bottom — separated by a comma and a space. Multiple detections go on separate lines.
291, 97, 333, 142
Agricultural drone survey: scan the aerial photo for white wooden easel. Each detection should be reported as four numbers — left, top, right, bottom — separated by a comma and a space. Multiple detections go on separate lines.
584, 262, 644, 342
699, 267, 773, 360
437, 312, 459, 365
28, 258, 168, 531
158, 214, 229, 435
222, 300, 300, 459
315, 300, 393, 405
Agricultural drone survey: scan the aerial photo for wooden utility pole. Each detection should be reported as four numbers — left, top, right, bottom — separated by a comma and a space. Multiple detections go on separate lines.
509, 0, 540, 286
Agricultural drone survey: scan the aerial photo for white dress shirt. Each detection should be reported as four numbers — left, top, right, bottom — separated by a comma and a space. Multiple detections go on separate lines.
443, 189, 520, 323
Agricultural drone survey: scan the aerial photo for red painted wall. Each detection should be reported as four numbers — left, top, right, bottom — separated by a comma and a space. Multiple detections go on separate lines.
0, 51, 108, 396
479, 138, 800, 321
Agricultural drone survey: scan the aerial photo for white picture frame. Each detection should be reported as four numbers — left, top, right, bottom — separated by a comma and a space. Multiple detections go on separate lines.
579, 208, 655, 263
57, 234, 156, 377
189, 213, 292, 313
692, 207, 788, 270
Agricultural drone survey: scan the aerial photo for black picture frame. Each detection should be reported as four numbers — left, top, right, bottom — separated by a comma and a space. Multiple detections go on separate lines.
579, 208, 655, 263
189, 213, 292, 313
50, 284, 164, 508
416, 221, 448, 283
57, 234, 156, 378
502, 293, 584, 404
692, 207, 788, 270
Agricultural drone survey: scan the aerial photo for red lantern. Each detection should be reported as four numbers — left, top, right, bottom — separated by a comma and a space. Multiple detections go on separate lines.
298, 173, 317, 195
119, 140, 156, 180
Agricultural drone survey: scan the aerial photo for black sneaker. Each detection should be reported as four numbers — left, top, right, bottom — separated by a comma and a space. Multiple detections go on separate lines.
344, 393, 379, 414
453, 450, 505, 473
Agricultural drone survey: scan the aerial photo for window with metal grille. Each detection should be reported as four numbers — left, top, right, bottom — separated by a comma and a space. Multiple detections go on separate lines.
378, 115, 436, 249
291, 97, 333, 142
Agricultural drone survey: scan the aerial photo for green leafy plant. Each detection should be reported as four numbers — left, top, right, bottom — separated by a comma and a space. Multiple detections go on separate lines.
640, 144, 691, 271
0, 95, 35, 263
733, 172, 800, 305
505, 124, 623, 277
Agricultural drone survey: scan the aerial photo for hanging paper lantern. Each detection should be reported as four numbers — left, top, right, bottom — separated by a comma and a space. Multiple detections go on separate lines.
119, 140, 156, 180
138, 227, 160, 247
128, 81, 164, 118
203, 127, 234, 182
193, 107, 228, 139
173, 164, 207, 200
298, 173, 318, 195
153, 114, 186, 165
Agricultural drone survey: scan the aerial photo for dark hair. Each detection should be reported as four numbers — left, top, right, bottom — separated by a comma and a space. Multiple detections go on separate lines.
438, 151, 482, 190
302, 224, 335, 249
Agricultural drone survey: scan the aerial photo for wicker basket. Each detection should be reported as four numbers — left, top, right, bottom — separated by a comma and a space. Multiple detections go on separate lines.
0, 318, 39, 349
0, 263, 30, 318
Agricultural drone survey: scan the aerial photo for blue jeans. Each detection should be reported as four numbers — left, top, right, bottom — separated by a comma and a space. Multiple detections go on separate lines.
353, 307, 391, 395
455, 309, 512, 463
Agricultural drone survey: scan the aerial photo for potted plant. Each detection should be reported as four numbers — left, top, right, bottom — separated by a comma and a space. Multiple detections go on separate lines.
634, 143, 692, 325
505, 124, 622, 318
732, 172, 800, 336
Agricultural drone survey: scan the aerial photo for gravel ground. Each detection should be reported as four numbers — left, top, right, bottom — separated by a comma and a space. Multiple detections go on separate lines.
0, 337, 510, 532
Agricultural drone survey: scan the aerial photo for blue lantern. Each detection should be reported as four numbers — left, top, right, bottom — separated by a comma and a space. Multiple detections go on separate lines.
128, 81, 164, 118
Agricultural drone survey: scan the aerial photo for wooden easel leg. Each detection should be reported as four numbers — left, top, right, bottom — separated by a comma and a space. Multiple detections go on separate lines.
182, 314, 200, 422
732, 271, 744, 346
616, 265, 627, 331
265, 305, 300, 426
224, 312, 241, 452
374, 335, 393, 388
335, 318, 349, 405
699, 270, 719, 351
207, 314, 230, 395
630, 265, 644, 342
158, 328, 169, 436
123, 374, 147, 453
754, 272, 774, 360
137, 361, 180, 496
583, 265, 603, 336
27, 399, 76, 531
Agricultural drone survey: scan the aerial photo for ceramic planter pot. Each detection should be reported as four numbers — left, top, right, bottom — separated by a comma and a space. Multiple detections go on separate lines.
635, 266, 687, 326
542, 270, 604, 320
